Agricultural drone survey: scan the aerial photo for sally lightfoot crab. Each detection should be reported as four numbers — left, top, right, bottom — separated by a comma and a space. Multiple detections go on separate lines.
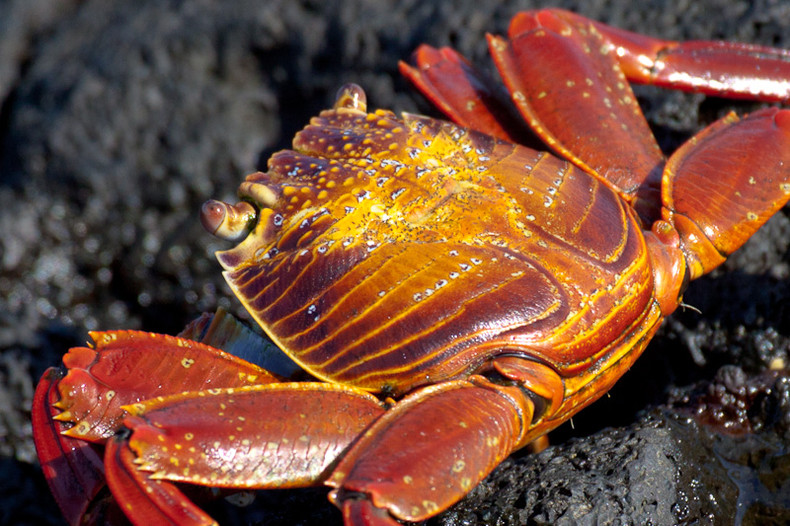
33, 8, 790, 526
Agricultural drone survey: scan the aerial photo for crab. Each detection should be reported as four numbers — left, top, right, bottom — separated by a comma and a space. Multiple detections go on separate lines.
32, 8, 790, 526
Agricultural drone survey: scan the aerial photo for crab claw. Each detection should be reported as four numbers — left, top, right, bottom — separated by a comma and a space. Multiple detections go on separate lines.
200, 199, 256, 241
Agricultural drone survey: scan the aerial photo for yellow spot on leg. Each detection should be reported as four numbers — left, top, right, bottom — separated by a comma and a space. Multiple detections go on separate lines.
73, 421, 91, 436
422, 501, 439, 514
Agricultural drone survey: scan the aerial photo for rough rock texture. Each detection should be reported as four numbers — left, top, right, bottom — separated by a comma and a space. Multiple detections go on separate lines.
1, 0, 789, 524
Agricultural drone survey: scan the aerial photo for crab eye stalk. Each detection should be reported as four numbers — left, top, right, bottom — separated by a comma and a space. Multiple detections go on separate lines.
334, 83, 367, 112
200, 199, 256, 241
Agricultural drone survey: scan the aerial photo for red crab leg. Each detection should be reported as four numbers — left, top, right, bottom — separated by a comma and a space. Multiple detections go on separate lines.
578, 11, 790, 103
661, 107, 790, 278
398, 46, 539, 147
488, 9, 666, 205
34, 330, 281, 524
103, 383, 386, 525
51, 331, 281, 443
32, 368, 106, 526
105, 438, 210, 526
403, 9, 790, 216
326, 376, 535, 525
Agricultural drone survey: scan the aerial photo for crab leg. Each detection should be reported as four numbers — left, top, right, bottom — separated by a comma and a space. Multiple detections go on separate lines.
402, 8, 790, 216
326, 376, 536, 525
488, 9, 667, 205
51, 330, 281, 443
32, 329, 282, 525
398, 46, 539, 146
580, 11, 790, 102
103, 383, 386, 525
32, 368, 107, 526
661, 107, 790, 278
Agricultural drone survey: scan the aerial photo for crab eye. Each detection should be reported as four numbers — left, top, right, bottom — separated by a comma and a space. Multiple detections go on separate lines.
200, 200, 256, 241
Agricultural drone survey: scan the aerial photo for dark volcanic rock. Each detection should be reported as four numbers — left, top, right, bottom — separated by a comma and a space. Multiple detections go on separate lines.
430, 369, 790, 526
1, 0, 789, 524
429, 418, 685, 526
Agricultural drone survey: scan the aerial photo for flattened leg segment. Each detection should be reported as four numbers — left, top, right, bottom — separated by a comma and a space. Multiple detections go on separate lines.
55, 330, 281, 444
105, 383, 385, 525
489, 9, 664, 198
126, 383, 384, 487
399, 45, 539, 146
327, 377, 533, 523
663, 108, 790, 277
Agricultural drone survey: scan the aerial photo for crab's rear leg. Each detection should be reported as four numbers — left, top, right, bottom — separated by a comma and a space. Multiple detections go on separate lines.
398, 46, 539, 146
661, 107, 790, 278
403, 9, 667, 217
102, 383, 386, 525
487, 9, 671, 212
578, 11, 790, 102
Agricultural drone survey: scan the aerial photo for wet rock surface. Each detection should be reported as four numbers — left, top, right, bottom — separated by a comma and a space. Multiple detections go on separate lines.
1, 0, 789, 524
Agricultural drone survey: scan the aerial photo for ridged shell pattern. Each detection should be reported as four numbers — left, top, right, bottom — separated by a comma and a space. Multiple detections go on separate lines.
217, 106, 656, 394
